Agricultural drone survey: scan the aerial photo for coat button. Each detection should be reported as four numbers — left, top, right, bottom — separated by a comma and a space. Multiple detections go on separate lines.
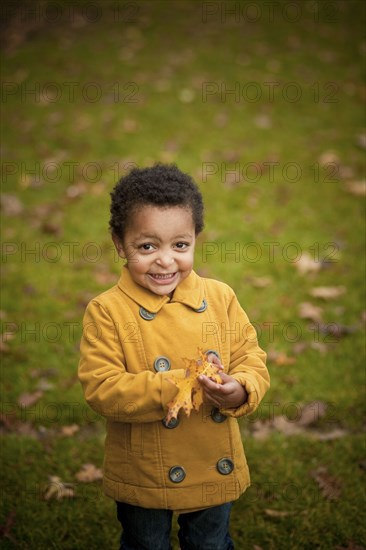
162, 416, 179, 429
154, 356, 171, 372
195, 299, 207, 313
217, 458, 234, 475
169, 466, 186, 483
211, 407, 227, 423
139, 307, 156, 321
205, 349, 221, 361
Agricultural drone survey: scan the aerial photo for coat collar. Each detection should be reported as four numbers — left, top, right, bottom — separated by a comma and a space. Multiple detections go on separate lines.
117, 266, 205, 313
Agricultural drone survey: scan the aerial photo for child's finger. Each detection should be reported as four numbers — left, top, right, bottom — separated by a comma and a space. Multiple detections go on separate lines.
207, 354, 224, 369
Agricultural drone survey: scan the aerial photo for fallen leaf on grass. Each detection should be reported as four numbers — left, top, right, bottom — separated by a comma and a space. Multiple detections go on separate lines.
123, 119, 138, 133
0, 194, 24, 216
274, 354, 296, 366
292, 342, 311, 355
267, 349, 296, 366
310, 466, 342, 500
30, 367, 59, 379
247, 276, 273, 288
355, 133, 366, 149
343, 180, 366, 197
17, 390, 43, 408
319, 150, 340, 166
60, 424, 80, 437
0, 414, 39, 438
264, 509, 297, 518
311, 322, 355, 339
44, 476, 75, 501
309, 286, 346, 300
294, 252, 322, 275
314, 429, 348, 441
297, 401, 327, 427
0, 341, 10, 353
36, 380, 55, 391
1, 331, 16, 343
310, 341, 329, 353
298, 302, 323, 322
251, 401, 336, 440
75, 463, 103, 482
65, 183, 87, 200
94, 266, 117, 285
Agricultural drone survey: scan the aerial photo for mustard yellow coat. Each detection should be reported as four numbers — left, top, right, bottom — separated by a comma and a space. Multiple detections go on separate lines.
78, 267, 269, 512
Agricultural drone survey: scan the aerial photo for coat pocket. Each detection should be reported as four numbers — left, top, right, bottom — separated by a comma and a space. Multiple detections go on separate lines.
126, 423, 143, 455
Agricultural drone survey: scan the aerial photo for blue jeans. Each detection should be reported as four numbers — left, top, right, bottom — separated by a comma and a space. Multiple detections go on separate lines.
116, 501, 234, 550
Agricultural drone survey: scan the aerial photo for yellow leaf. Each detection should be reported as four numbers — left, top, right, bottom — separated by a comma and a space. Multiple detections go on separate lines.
166, 349, 222, 422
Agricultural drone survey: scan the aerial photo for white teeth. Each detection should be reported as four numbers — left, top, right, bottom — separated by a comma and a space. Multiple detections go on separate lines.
151, 273, 174, 279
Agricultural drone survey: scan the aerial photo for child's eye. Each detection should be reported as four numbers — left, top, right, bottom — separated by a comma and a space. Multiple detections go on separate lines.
175, 242, 190, 250
139, 243, 155, 251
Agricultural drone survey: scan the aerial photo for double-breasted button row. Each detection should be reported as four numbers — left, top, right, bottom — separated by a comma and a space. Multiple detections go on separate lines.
168, 458, 234, 483
162, 407, 226, 428
139, 300, 207, 321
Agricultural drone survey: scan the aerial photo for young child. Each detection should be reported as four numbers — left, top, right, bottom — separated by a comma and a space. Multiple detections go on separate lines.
78, 163, 270, 550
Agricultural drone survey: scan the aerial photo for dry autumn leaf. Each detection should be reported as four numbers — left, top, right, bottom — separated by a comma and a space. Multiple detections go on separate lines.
247, 276, 273, 288
298, 302, 323, 322
310, 466, 342, 500
264, 508, 297, 518
343, 180, 366, 197
166, 349, 222, 422
17, 390, 43, 408
297, 401, 328, 427
294, 252, 322, 275
60, 424, 80, 437
75, 463, 103, 483
267, 349, 296, 366
44, 476, 75, 501
309, 286, 346, 300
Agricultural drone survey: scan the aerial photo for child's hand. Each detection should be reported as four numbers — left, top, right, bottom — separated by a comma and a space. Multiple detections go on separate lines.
199, 354, 248, 409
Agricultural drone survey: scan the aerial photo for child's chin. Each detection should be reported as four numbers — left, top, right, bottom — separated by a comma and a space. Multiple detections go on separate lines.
152, 284, 176, 296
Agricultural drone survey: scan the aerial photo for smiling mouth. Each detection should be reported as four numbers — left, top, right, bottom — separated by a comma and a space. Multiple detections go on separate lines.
148, 272, 177, 283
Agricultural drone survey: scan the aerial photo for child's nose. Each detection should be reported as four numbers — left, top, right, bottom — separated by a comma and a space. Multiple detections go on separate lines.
156, 253, 174, 268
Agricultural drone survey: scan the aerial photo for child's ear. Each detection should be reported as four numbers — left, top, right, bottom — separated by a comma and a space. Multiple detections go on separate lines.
112, 234, 126, 259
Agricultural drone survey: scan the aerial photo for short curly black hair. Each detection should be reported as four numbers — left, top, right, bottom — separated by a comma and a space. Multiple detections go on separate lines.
109, 163, 204, 241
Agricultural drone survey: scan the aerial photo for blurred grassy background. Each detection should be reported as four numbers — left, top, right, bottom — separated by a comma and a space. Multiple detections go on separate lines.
1, 0, 365, 548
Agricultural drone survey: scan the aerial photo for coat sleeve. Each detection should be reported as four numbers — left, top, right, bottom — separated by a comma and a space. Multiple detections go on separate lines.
78, 299, 184, 423
220, 290, 270, 418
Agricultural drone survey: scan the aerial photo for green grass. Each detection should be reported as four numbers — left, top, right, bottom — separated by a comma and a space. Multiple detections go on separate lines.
1, 0, 365, 548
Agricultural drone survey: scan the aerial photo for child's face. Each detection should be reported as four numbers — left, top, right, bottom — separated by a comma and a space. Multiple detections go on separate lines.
115, 205, 196, 296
